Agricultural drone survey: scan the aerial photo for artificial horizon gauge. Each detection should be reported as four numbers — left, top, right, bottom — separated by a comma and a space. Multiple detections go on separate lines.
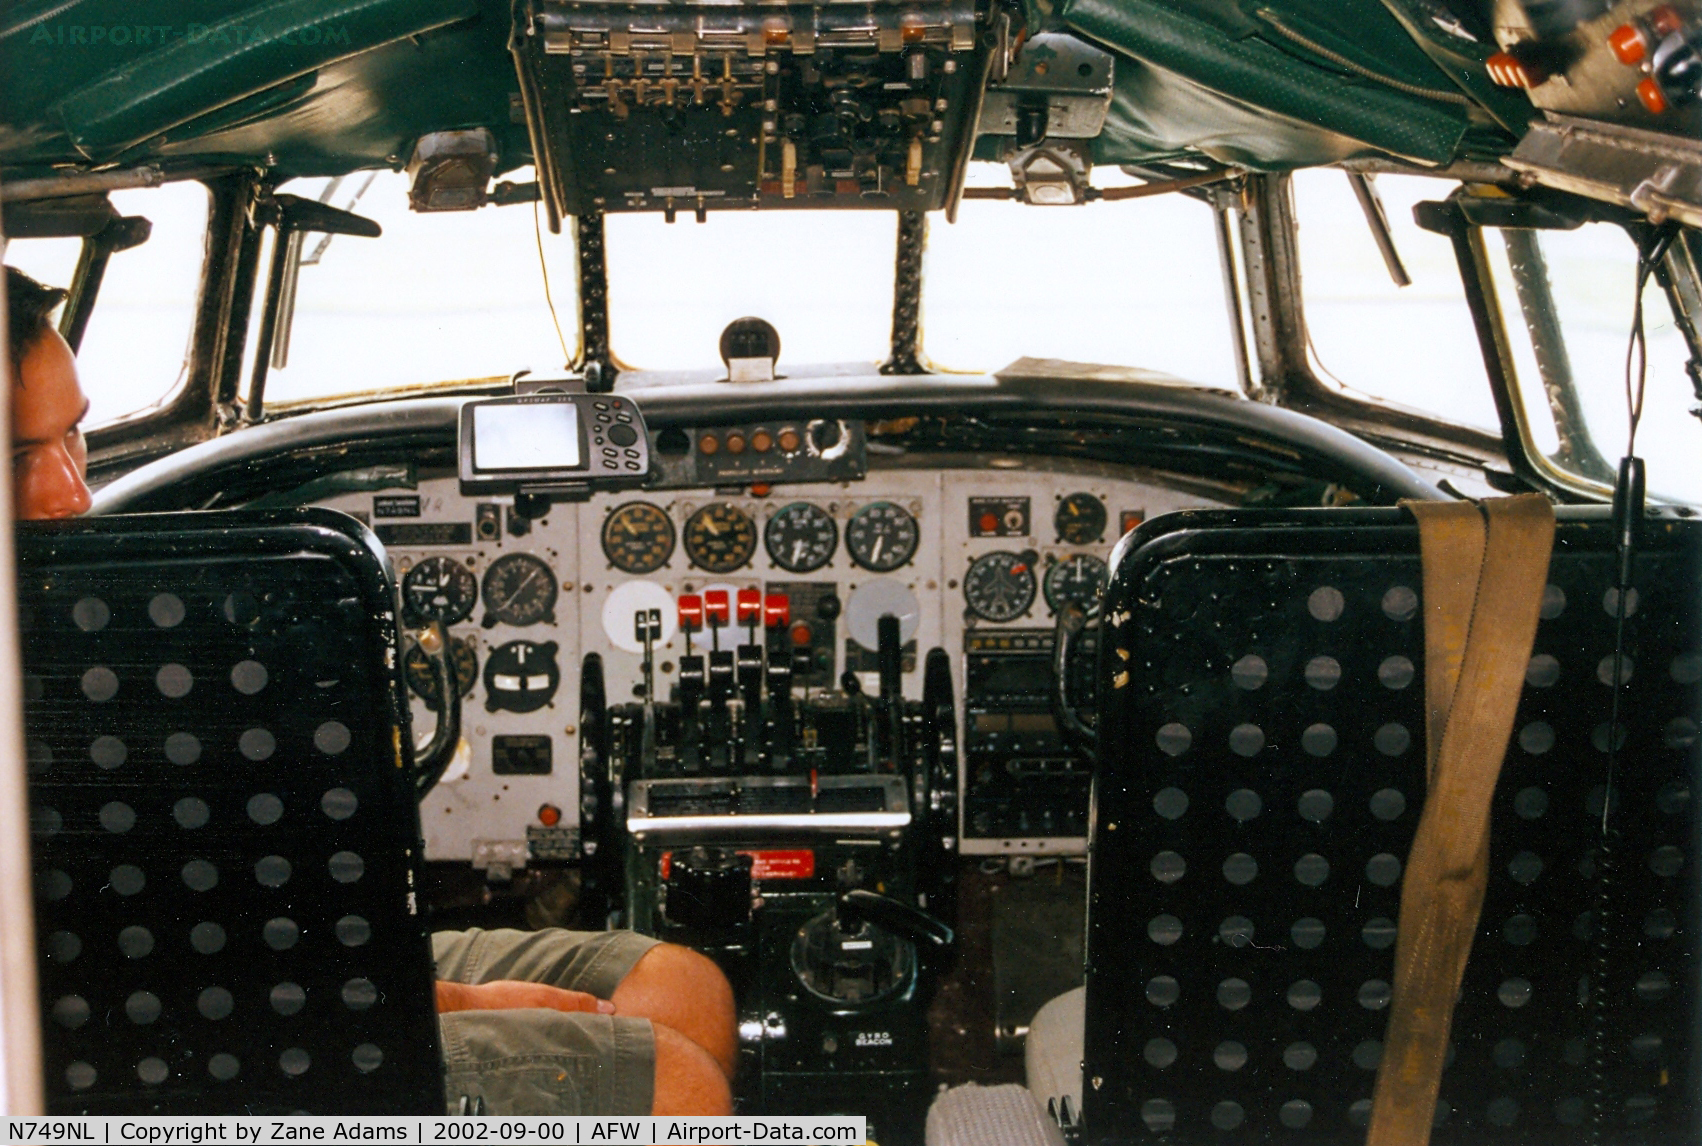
402, 555, 478, 626
483, 640, 561, 713
481, 552, 558, 627
404, 635, 480, 710
964, 550, 1038, 623
846, 501, 919, 572
1055, 492, 1108, 545
683, 502, 758, 574
602, 501, 675, 574
1044, 553, 1108, 613
765, 501, 839, 573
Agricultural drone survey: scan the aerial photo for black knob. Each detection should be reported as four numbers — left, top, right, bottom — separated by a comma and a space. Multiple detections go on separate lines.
810, 421, 842, 452
665, 846, 753, 929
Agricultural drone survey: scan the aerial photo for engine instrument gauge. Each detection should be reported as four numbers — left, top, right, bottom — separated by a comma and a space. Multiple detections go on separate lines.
404, 635, 479, 710
483, 640, 560, 713
683, 503, 757, 573
602, 501, 675, 574
964, 551, 1037, 623
846, 502, 919, 572
402, 556, 477, 625
1054, 492, 1107, 545
481, 553, 558, 627
1044, 553, 1108, 613
765, 502, 838, 573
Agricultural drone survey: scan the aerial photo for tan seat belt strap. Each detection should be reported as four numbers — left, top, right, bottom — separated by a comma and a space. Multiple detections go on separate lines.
1367, 494, 1556, 1146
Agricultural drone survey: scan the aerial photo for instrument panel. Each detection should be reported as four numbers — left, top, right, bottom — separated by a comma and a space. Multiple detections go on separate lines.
313, 456, 1229, 865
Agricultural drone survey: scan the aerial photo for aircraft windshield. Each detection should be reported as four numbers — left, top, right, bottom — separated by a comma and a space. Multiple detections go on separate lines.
257, 169, 582, 407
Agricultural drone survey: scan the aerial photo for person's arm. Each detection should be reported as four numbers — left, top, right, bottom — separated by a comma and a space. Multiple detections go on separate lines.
436, 979, 616, 1014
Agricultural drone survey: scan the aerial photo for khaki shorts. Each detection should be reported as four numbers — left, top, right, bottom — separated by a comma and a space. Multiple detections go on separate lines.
434, 928, 662, 1115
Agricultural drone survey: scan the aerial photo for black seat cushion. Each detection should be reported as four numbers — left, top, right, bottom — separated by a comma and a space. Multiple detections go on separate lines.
1084, 506, 1700, 1143
22, 508, 442, 1113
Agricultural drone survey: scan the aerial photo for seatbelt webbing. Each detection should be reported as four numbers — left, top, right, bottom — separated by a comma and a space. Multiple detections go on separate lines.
1366, 495, 1556, 1146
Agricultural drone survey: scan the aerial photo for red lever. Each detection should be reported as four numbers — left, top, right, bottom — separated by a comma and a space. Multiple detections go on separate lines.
1486, 49, 1548, 88
737, 587, 762, 625
764, 594, 791, 628
1638, 75, 1671, 114
705, 589, 730, 627
678, 594, 703, 632
1611, 6, 1684, 64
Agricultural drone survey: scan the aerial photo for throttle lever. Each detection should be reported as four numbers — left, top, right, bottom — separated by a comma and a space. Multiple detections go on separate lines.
836, 889, 955, 951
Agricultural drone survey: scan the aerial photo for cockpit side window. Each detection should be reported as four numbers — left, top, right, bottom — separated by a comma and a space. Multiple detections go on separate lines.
5, 181, 207, 429
1292, 170, 1500, 433
1483, 222, 1701, 506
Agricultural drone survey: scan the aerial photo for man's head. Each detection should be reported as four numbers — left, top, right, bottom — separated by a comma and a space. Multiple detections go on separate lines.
7, 266, 91, 520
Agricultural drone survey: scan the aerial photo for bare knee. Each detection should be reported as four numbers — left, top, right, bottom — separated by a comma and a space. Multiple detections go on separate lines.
614, 944, 737, 1079
650, 1021, 732, 1116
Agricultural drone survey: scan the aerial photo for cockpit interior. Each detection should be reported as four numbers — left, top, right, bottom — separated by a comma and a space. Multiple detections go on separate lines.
3, 0, 1701, 1141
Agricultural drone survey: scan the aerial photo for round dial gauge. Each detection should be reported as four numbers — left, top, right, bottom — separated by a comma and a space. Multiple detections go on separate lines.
481, 553, 558, 627
683, 503, 757, 574
846, 502, 919, 572
1055, 492, 1107, 545
1044, 553, 1108, 613
402, 556, 477, 626
602, 501, 675, 574
404, 635, 479, 710
964, 551, 1038, 623
765, 502, 838, 573
483, 640, 560, 713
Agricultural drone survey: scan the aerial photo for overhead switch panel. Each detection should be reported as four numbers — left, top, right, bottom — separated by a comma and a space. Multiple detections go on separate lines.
515, 0, 991, 215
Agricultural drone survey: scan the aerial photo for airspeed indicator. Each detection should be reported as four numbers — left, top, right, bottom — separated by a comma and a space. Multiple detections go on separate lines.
765, 502, 838, 573
1044, 553, 1108, 613
846, 502, 919, 572
481, 553, 557, 627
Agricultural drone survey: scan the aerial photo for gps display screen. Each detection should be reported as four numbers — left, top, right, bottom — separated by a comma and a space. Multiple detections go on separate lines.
472, 402, 582, 471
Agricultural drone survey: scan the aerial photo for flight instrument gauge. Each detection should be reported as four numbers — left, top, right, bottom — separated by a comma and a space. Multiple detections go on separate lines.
765, 502, 838, 573
683, 503, 757, 573
602, 501, 675, 574
964, 551, 1037, 623
1044, 553, 1108, 613
481, 553, 558, 627
483, 640, 560, 713
1055, 492, 1107, 545
846, 502, 919, 572
404, 635, 479, 710
402, 556, 477, 626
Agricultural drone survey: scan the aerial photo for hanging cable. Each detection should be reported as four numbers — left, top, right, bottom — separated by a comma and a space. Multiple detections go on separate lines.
533, 195, 573, 369
1604, 222, 1679, 833
1588, 221, 1677, 1144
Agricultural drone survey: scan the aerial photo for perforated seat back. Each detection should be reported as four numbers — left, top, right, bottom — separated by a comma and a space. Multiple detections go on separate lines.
1084, 506, 1701, 1143
21, 509, 443, 1113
